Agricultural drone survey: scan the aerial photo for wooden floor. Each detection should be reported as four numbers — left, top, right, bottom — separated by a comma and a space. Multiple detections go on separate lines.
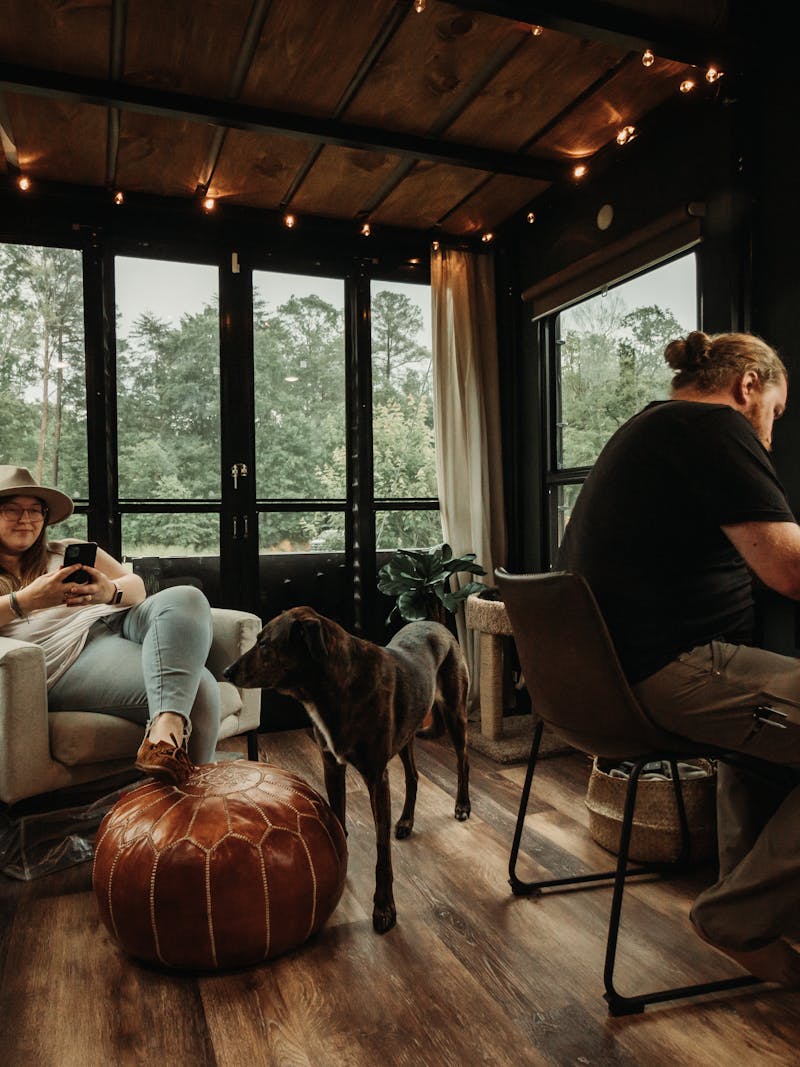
2, 727, 800, 1066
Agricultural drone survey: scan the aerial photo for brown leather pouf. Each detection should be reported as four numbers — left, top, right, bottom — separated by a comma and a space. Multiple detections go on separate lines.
92, 760, 347, 970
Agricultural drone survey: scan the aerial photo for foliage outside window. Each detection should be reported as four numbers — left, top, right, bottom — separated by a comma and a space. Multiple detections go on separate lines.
0, 244, 88, 520
551, 254, 697, 548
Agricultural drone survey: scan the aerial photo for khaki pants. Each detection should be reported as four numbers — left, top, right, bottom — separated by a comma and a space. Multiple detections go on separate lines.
634, 641, 800, 950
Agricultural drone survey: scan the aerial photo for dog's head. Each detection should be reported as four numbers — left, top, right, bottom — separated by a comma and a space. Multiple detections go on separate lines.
223, 605, 332, 692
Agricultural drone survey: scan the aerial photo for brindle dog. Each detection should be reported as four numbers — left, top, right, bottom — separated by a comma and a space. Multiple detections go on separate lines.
224, 605, 471, 933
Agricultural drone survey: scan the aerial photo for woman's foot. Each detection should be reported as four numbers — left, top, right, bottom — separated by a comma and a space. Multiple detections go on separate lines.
691, 919, 800, 986
135, 712, 196, 785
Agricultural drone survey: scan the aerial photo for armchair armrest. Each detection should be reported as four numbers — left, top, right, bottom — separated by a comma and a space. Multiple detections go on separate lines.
207, 608, 262, 735
0, 636, 51, 804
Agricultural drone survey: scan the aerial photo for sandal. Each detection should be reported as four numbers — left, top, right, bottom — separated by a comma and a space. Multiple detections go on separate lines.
135, 730, 196, 786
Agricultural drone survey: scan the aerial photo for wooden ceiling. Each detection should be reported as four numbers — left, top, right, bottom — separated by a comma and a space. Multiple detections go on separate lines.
0, 1, 734, 239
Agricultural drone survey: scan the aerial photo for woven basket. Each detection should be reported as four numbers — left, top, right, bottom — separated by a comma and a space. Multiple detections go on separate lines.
584, 757, 717, 864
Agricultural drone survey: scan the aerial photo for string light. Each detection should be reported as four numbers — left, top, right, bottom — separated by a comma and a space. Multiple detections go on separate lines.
360, 222, 371, 236
642, 49, 655, 67
679, 78, 696, 93
481, 232, 494, 243
530, 25, 543, 36
283, 213, 296, 228
572, 164, 588, 179
705, 66, 723, 83
202, 196, 216, 212
414, 0, 425, 12
526, 211, 536, 224
616, 125, 637, 146
431, 240, 440, 252
113, 190, 124, 205
17, 175, 31, 192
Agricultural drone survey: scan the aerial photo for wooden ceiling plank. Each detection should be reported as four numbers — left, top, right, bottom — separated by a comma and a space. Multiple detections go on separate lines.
437, 171, 551, 234
6, 95, 107, 187
0, 95, 19, 170
0, 60, 569, 181
105, 0, 128, 188
450, 1, 736, 69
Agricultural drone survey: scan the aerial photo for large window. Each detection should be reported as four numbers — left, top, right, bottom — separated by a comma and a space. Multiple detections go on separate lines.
548, 253, 698, 554
253, 271, 346, 552
115, 257, 220, 557
0, 242, 88, 539
370, 279, 441, 550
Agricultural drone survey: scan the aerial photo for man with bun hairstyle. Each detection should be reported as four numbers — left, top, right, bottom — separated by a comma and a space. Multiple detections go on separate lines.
559, 330, 800, 985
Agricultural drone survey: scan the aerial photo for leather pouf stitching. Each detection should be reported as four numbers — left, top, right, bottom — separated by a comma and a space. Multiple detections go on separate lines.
92, 760, 348, 970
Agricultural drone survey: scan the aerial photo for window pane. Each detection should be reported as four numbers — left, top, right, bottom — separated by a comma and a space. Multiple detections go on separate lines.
557, 255, 697, 469
554, 484, 583, 548
375, 509, 442, 551
259, 512, 345, 553
121, 513, 219, 558
371, 281, 437, 499
0, 243, 87, 498
50, 514, 89, 541
253, 272, 345, 498
116, 257, 220, 498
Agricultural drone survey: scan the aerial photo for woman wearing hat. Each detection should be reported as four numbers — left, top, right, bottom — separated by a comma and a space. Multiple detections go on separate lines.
0, 466, 220, 785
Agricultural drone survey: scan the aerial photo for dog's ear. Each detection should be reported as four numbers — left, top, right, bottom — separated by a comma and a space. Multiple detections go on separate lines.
291, 618, 328, 663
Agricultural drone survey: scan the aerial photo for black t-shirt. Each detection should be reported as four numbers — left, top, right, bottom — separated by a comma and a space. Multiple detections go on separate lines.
557, 400, 796, 683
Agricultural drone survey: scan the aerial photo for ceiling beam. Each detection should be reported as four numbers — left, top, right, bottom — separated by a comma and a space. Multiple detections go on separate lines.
0, 61, 570, 183
452, 1, 738, 70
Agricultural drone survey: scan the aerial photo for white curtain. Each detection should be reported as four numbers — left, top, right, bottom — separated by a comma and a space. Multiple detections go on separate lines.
431, 247, 507, 707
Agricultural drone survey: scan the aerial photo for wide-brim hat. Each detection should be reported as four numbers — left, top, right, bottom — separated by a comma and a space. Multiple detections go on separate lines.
0, 466, 74, 525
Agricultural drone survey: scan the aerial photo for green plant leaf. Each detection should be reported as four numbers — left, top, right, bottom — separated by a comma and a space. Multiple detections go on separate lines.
397, 589, 432, 622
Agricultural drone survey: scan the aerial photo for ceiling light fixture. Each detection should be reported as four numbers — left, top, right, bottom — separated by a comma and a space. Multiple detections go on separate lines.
572, 164, 588, 179
17, 175, 31, 192
431, 240, 440, 252
530, 25, 543, 36
642, 49, 655, 67
283, 213, 296, 228
616, 125, 637, 146
360, 222, 371, 236
680, 78, 696, 93
481, 232, 494, 243
414, 0, 426, 12
202, 196, 216, 213
526, 212, 536, 224
705, 66, 723, 83
113, 190, 124, 205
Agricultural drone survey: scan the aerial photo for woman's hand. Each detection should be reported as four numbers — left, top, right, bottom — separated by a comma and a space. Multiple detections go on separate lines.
16, 564, 116, 612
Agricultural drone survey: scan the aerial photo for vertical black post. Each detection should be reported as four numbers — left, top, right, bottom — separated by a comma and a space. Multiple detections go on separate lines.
218, 248, 259, 614
82, 231, 120, 556
345, 268, 377, 637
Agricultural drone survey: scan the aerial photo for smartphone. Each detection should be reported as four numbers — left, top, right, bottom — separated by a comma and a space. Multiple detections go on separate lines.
62, 542, 98, 584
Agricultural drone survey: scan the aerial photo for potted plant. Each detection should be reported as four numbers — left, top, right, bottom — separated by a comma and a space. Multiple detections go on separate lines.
377, 542, 487, 626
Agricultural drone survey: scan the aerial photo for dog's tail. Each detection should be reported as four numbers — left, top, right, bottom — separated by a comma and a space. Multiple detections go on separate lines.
416, 701, 446, 740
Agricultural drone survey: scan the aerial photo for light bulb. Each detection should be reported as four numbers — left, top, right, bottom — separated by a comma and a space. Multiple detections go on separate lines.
113, 190, 124, 205
616, 125, 636, 146
526, 212, 536, 224
573, 164, 588, 179
530, 25, 543, 36
414, 0, 425, 12
680, 79, 696, 93
431, 240, 440, 252
360, 222, 371, 236
17, 175, 31, 192
705, 66, 723, 83
202, 196, 215, 212
481, 232, 494, 243
642, 49, 655, 67
283, 213, 296, 228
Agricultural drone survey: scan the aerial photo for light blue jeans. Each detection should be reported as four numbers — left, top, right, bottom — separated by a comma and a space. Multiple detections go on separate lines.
48, 585, 221, 763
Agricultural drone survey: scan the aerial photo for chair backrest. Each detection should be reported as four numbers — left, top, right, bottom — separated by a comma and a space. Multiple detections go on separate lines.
495, 569, 697, 760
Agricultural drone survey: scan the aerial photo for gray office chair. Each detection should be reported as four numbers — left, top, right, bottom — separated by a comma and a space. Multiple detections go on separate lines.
495, 568, 765, 1016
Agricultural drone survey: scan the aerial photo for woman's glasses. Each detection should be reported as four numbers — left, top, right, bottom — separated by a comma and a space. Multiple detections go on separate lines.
0, 504, 48, 523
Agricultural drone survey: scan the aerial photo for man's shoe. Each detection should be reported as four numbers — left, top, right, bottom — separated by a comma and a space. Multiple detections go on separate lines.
135, 733, 196, 786
691, 919, 800, 986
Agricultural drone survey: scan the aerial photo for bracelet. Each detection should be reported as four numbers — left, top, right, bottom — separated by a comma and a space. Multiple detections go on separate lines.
109, 582, 123, 606
9, 590, 26, 620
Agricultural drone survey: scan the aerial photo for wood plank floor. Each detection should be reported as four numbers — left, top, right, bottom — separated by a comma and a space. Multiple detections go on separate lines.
2, 727, 800, 1066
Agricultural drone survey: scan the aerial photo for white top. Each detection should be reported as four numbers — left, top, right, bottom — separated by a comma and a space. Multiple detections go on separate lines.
0, 540, 129, 689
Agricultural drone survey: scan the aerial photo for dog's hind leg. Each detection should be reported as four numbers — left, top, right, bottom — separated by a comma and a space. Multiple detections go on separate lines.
367, 767, 397, 933
321, 748, 347, 834
395, 741, 418, 839
440, 663, 471, 822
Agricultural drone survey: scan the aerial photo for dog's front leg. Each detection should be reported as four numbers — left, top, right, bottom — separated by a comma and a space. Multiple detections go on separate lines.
368, 768, 396, 933
321, 748, 347, 834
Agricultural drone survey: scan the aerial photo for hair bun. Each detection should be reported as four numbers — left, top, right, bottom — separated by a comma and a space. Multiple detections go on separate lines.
664, 330, 712, 371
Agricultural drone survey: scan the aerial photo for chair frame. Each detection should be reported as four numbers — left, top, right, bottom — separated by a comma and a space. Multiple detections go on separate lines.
509, 718, 761, 1016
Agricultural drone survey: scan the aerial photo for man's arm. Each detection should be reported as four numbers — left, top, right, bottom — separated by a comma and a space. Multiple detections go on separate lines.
722, 520, 800, 599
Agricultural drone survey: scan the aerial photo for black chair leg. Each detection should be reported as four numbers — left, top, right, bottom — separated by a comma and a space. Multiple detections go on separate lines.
602, 756, 761, 1016
509, 735, 762, 1015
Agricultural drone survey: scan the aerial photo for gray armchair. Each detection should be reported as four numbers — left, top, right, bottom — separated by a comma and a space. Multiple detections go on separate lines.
0, 607, 262, 806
